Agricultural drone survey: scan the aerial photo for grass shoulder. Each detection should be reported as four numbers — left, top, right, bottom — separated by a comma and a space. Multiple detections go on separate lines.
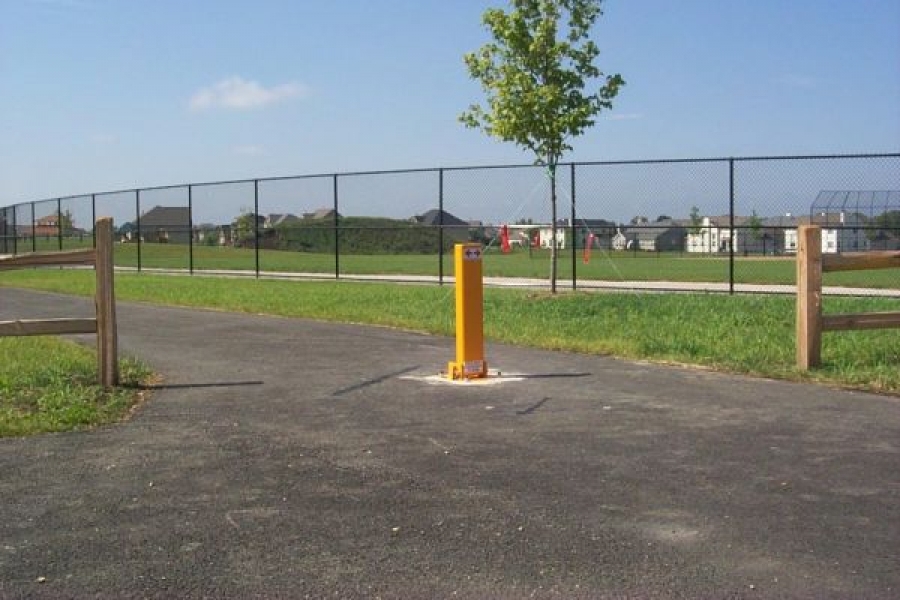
0, 336, 151, 437
1, 269, 898, 395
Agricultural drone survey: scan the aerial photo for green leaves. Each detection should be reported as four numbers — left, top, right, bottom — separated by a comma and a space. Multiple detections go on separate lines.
460, 0, 624, 167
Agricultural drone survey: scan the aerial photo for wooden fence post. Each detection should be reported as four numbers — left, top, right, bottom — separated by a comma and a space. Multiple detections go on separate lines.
796, 225, 822, 370
95, 218, 118, 388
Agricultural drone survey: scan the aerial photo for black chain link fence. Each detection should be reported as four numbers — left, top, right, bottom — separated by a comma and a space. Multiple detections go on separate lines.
2, 154, 898, 292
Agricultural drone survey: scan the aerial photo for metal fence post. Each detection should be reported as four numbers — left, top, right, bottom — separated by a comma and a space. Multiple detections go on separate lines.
254, 179, 260, 278
91, 194, 97, 249
728, 158, 735, 294
333, 174, 340, 279
438, 169, 445, 285
135, 190, 142, 272
188, 185, 194, 274
570, 163, 577, 290
57, 198, 63, 251
30, 202, 36, 253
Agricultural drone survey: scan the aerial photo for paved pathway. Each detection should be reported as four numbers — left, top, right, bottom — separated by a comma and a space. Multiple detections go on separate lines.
128, 266, 900, 297
1, 288, 899, 598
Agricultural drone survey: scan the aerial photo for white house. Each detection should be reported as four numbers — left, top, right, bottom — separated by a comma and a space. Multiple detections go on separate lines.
686, 217, 739, 254
611, 227, 627, 251
503, 223, 566, 249
783, 212, 870, 254
537, 225, 566, 249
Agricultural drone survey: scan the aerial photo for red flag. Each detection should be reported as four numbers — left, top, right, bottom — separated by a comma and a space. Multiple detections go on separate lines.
500, 224, 511, 253
583, 232, 596, 264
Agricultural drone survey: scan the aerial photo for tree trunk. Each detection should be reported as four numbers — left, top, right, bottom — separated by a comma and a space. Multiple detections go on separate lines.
549, 164, 558, 294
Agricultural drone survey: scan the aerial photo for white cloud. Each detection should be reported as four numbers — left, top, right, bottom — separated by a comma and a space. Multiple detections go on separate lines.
189, 77, 307, 112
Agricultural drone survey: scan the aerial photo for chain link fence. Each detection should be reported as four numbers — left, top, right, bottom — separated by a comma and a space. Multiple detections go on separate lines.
2, 154, 898, 292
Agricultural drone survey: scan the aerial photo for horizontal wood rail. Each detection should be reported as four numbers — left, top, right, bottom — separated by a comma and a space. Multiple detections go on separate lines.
822, 251, 900, 273
0, 249, 97, 270
797, 225, 900, 370
0, 318, 98, 337
822, 312, 900, 332
0, 218, 118, 387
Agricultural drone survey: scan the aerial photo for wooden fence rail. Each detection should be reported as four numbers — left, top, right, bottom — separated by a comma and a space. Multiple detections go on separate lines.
796, 225, 900, 370
0, 218, 118, 387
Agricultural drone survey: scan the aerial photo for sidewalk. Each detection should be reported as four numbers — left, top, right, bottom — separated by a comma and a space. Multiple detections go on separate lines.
1, 287, 899, 598
123, 266, 900, 297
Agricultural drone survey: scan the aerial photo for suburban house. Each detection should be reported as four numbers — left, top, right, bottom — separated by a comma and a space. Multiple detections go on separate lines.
264, 213, 302, 229
576, 218, 618, 249
631, 219, 687, 252
686, 215, 792, 255
687, 210, 872, 256
411, 209, 468, 228
127, 206, 191, 244
33, 214, 62, 237
611, 227, 627, 251
536, 223, 567, 249
303, 208, 339, 220
411, 209, 470, 245
685, 216, 749, 254
228, 213, 267, 247
782, 212, 870, 254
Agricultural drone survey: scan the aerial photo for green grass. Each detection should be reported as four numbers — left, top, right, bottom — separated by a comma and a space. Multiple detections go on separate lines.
116, 244, 899, 289
2, 268, 899, 394
0, 336, 151, 437
7, 240, 898, 288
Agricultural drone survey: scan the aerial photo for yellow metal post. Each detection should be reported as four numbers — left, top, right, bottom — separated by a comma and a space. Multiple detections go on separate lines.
447, 243, 488, 380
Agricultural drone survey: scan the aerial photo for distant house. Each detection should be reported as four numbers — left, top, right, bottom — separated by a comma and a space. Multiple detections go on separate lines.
303, 208, 339, 220
686, 215, 780, 255
687, 209, 872, 256
411, 209, 468, 228
34, 214, 61, 237
265, 213, 302, 229
781, 212, 870, 254
686, 216, 742, 254
229, 213, 267, 247
574, 218, 617, 249
611, 227, 627, 251
134, 206, 191, 244
632, 219, 686, 252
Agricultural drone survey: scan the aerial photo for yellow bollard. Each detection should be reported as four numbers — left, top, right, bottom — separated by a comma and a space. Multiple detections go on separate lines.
447, 243, 488, 380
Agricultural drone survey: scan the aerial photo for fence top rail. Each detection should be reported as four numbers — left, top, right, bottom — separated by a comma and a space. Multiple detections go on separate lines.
4, 152, 898, 210
0, 248, 96, 271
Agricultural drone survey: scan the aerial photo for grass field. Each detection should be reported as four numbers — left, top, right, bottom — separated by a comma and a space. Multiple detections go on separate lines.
7, 238, 898, 288
2, 269, 898, 396
47, 242, 900, 288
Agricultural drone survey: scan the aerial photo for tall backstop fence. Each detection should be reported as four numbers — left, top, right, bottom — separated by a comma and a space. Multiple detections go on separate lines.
2, 154, 899, 293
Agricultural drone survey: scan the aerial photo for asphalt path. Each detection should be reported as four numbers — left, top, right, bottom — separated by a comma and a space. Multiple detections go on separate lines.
1, 287, 899, 599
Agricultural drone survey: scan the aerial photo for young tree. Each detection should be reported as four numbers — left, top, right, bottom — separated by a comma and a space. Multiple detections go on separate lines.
461, 0, 623, 292
59, 209, 75, 233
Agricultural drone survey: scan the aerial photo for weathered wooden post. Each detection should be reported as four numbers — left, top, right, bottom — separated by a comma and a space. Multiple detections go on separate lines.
796, 225, 822, 370
95, 217, 118, 388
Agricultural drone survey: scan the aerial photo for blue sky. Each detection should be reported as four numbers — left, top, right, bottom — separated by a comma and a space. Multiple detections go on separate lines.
2, 0, 899, 209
